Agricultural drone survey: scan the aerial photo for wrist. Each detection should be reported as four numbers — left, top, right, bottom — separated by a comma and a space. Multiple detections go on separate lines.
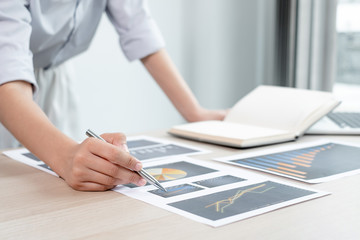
182, 106, 228, 122
51, 138, 79, 179
33, 131, 78, 180
181, 104, 204, 122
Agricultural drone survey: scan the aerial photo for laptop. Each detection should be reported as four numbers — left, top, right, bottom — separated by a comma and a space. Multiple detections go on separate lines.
308, 83, 360, 135
307, 111, 360, 135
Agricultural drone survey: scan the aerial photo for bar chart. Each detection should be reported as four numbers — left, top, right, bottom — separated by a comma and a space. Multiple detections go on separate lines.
228, 142, 360, 182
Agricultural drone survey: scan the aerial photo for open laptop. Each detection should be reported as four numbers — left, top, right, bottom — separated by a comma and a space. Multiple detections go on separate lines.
308, 83, 360, 135
307, 110, 360, 135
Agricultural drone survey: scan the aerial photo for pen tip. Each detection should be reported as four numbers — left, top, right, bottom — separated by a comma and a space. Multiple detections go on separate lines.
158, 185, 167, 192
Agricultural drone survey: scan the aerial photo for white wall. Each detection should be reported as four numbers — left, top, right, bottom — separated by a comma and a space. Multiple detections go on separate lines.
69, 0, 276, 141
182, 0, 276, 108
69, 1, 185, 140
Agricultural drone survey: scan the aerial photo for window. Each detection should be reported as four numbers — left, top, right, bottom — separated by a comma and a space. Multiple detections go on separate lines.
333, 0, 360, 100
336, 0, 360, 85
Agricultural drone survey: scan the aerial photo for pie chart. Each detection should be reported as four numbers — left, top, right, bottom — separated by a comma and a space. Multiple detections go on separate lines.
146, 168, 187, 181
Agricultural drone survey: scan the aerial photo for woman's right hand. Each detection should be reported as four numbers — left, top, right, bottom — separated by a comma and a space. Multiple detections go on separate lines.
59, 132, 147, 191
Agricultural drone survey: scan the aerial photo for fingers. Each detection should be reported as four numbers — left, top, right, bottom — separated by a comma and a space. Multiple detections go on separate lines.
86, 137, 142, 171
84, 167, 144, 187
64, 137, 146, 191
66, 156, 146, 191
69, 182, 115, 192
85, 154, 146, 186
62, 132, 147, 192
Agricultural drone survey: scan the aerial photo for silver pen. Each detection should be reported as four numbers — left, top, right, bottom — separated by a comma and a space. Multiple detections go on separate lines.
86, 129, 167, 192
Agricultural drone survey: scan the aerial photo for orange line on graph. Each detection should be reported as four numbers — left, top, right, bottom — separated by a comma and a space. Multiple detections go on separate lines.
301, 153, 314, 157
277, 167, 306, 174
293, 162, 311, 167
278, 162, 296, 168
205, 184, 274, 213
291, 158, 311, 163
268, 168, 306, 178
295, 155, 313, 161
292, 144, 334, 167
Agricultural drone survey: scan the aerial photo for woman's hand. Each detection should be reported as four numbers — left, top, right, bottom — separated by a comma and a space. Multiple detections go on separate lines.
185, 107, 229, 122
59, 132, 146, 191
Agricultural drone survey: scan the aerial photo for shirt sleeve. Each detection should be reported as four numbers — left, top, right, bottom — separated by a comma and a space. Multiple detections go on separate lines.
106, 0, 165, 61
0, 1, 37, 94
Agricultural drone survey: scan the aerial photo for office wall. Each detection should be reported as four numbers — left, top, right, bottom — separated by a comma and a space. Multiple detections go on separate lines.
181, 0, 276, 109
69, 0, 276, 141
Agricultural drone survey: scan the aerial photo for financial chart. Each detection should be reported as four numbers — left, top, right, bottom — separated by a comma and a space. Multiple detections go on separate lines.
227, 142, 360, 182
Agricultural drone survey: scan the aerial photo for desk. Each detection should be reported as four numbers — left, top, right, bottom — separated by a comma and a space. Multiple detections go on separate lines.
1, 131, 360, 239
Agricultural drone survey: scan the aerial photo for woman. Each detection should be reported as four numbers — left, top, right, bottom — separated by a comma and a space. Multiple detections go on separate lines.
0, 0, 226, 191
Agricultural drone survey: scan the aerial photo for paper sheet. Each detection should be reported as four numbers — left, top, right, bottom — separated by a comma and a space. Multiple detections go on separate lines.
2, 135, 208, 176
3, 136, 329, 227
215, 139, 360, 183
125, 135, 209, 162
115, 157, 328, 227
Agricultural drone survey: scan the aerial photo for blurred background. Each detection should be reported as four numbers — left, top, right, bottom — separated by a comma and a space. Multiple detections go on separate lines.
68, 0, 360, 140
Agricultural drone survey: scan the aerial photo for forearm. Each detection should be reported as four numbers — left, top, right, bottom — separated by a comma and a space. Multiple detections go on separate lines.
141, 49, 202, 122
141, 49, 227, 122
0, 81, 76, 176
0, 81, 145, 191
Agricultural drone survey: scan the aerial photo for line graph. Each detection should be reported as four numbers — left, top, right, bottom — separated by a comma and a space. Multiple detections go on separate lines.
169, 181, 316, 221
205, 183, 274, 213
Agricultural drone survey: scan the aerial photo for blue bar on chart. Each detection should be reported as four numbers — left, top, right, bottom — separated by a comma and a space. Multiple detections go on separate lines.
229, 142, 360, 182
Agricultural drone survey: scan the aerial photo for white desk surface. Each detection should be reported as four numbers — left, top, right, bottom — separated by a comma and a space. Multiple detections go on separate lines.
1, 131, 360, 240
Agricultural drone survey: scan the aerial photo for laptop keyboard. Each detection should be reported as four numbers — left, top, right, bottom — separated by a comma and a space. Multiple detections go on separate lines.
327, 112, 360, 128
